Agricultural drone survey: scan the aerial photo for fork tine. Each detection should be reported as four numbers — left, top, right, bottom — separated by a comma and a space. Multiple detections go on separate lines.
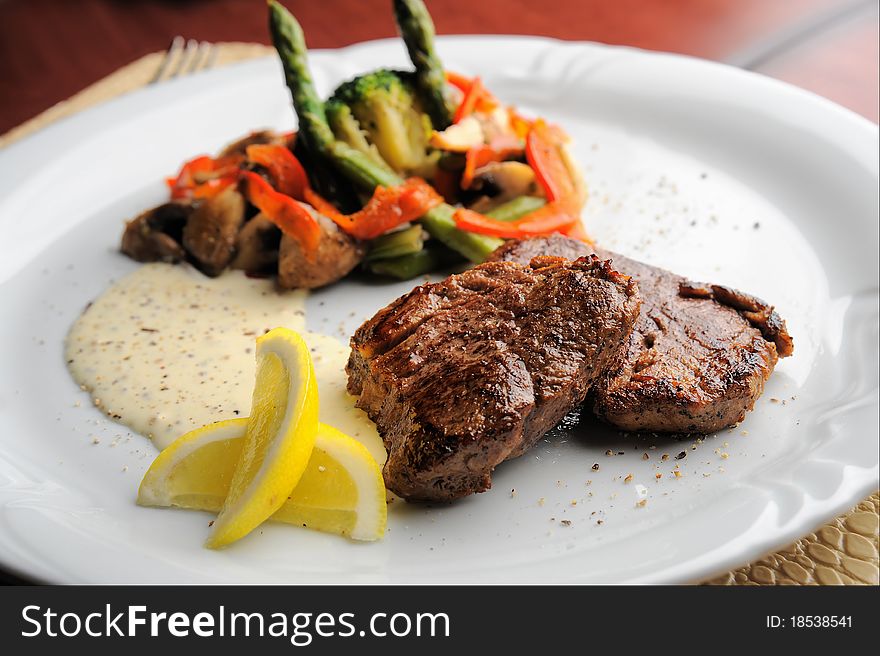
201, 43, 218, 72
150, 37, 216, 84
169, 39, 200, 79
188, 41, 214, 74
149, 35, 184, 84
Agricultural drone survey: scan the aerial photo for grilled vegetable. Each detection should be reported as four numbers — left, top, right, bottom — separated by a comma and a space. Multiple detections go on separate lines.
303, 178, 443, 241
451, 121, 589, 240
485, 195, 546, 222
454, 200, 580, 238
526, 119, 578, 202
392, 0, 455, 130
325, 69, 435, 178
240, 171, 321, 252
365, 224, 427, 262
245, 143, 309, 198
268, 0, 503, 262
366, 246, 448, 279
445, 71, 500, 121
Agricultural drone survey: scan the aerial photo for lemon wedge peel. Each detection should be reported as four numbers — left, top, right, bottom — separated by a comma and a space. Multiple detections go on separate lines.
137, 420, 386, 541
205, 328, 319, 549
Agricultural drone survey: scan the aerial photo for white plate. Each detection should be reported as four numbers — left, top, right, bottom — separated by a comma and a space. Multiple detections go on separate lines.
0, 37, 877, 584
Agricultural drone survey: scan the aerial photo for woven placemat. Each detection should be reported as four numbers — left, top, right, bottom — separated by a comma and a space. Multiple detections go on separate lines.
1, 43, 877, 585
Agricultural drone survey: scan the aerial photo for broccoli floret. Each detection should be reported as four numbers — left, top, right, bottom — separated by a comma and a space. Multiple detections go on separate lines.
325, 69, 436, 178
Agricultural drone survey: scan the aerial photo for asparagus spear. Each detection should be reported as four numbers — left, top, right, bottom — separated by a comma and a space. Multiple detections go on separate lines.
392, 0, 455, 130
487, 196, 547, 221
367, 248, 446, 279
268, 1, 502, 262
268, 4, 328, 148
364, 224, 426, 262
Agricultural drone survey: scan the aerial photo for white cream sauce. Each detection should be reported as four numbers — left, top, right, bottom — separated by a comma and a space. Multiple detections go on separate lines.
65, 263, 385, 463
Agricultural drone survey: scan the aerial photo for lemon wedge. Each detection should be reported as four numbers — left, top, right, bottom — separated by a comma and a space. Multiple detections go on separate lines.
274, 422, 386, 540
205, 327, 319, 548
137, 419, 387, 541
137, 418, 251, 513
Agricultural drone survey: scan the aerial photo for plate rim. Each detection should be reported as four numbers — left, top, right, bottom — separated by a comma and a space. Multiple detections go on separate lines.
2, 35, 877, 162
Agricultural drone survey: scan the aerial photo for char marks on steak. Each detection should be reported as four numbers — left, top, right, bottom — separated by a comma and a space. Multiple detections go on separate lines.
347, 256, 640, 501
488, 235, 793, 434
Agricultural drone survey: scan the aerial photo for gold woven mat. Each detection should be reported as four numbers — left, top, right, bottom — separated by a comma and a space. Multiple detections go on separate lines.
0, 43, 275, 149
1, 44, 877, 585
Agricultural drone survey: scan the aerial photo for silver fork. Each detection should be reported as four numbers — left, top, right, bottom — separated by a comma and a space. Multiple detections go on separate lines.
149, 37, 217, 84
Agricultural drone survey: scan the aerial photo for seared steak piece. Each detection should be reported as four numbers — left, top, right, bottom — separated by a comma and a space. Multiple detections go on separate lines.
347, 256, 640, 501
489, 233, 589, 265
678, 281, 794, 357
489, 235, 793, 433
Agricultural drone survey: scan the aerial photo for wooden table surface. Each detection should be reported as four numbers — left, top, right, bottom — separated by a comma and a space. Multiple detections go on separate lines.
0, 0, 877, 134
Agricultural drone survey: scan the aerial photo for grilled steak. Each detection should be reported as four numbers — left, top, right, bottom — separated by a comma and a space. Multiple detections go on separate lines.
347, 255, 640, 501
489, 235, 793, 433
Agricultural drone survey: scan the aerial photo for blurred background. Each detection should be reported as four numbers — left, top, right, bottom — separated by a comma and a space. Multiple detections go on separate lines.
0, 0, 877, 134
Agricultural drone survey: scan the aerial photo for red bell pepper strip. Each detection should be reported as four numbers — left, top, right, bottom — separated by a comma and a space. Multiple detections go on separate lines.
302, 188, 343, 223
455, 119, 592, 240
167, 154, 243, 200
525, 119, 576, 203
304, 178, 443, 241
240, 171, 321, 252
208, 154, 246, 175
453, 198, 580, 239
508, 109, 533, 140
461, 135, 523, 189
447, 71, 501, 123
167, 155, 214, 199
190, 176, 238, 200
453, 76, 484, 124
245, 144, 309, 200
446, 71, 473, 94
172, 155, 213, 183
431, 167, 461, 204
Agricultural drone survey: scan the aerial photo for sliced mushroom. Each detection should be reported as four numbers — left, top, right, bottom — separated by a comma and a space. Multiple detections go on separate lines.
468, 161, 541, 212
278, 206, 365, 289
475, 106, 517, 142
182, 187, 246, 276
230, 214, 281, 274
429, 116, 484, 152
217, 130, 289, 158
121, 202, 192, 262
